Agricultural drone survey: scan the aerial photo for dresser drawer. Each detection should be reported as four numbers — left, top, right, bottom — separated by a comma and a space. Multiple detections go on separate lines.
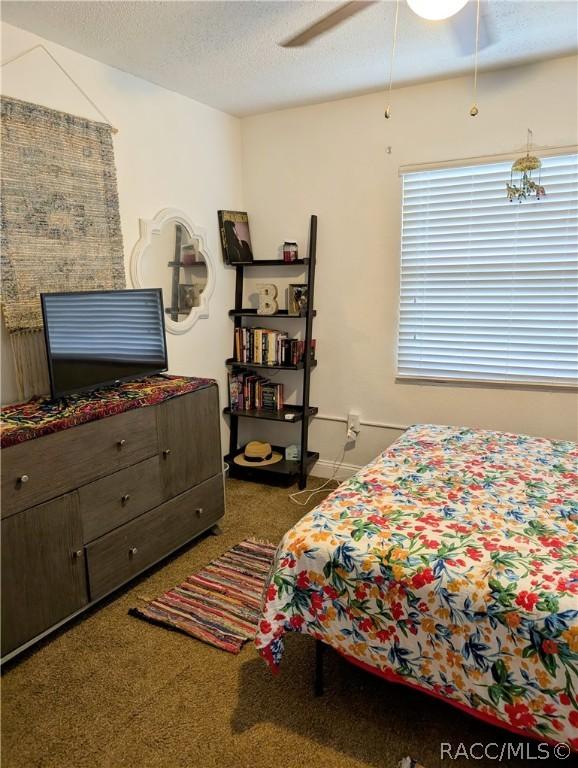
1, 407, 158, 518
86, 473, 225, 600
79, 456, 163, 543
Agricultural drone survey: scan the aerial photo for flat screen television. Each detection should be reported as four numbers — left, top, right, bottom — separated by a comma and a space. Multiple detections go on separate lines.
41, 289, 168, 399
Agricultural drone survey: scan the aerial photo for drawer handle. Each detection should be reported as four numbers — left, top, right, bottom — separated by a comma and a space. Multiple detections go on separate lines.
162, 448, 171, 458
117, 439, 127, 448
121, 494, 131, 505
129, 547, 138, 557
72, 549, 83, 560
17, 474, 30, 485
195, 507, 204, 517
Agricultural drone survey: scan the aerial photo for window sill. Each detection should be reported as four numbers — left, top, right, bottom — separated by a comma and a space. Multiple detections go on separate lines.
395, 375, 578, 393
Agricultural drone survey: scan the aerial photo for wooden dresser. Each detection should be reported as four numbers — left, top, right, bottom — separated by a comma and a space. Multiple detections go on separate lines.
1, 380, 224, 661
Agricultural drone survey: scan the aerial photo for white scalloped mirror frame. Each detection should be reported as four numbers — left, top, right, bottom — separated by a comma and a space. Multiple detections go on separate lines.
130, 208, 215, 335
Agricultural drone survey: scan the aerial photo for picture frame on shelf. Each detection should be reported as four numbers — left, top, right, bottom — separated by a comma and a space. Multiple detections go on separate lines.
288, 283, 308, 316
218, 210, 254, 264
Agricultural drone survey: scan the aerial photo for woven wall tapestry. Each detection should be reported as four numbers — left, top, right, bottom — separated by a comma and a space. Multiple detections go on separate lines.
1, 95, 125, 399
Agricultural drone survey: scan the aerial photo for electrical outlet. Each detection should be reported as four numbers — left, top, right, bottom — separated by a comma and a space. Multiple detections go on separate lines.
346, 411, 361, 443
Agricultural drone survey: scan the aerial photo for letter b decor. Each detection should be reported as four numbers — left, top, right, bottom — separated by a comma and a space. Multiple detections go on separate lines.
257, 284, 278, 315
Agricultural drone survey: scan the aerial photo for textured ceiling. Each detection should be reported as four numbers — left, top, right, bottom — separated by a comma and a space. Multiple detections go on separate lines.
2, 1, 577, 116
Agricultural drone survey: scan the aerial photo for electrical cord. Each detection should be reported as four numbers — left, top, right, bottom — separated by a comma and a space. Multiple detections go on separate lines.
289, 441, 348, 507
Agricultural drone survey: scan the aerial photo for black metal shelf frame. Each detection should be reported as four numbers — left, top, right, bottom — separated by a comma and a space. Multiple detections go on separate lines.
224, 405, 318, 423
242, 258, 309, 267
228, 309, 316, 318
225, 215, 318, 489
226, 358, 317, 372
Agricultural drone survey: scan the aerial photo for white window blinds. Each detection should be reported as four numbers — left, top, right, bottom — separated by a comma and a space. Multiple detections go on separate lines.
397, 153, 578, 386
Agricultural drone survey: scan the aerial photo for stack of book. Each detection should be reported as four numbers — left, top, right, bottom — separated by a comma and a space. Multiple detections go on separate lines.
233, 327, 315, 366
228, 370, 284, 411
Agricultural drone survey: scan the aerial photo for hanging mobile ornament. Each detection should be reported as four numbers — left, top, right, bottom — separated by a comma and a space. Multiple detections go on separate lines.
506, 129, 546, 203
384, 0, 400, 119
469, 0, 481, 117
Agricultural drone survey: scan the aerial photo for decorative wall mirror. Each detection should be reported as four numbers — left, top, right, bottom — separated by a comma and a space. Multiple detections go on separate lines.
130, 208, 215, 335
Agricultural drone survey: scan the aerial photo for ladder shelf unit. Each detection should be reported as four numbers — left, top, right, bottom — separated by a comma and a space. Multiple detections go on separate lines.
224, 214, 318, 489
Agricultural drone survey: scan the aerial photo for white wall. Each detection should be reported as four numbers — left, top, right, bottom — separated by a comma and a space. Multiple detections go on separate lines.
2, 24, 577, 471
241, 55, 578, 472
0, 22, 243, 453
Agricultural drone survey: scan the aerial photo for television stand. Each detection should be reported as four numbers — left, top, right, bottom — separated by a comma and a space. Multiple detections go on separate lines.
0, 375, 225, 662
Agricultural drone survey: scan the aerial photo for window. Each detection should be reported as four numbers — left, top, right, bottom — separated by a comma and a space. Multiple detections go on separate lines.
397, 153, 578, 386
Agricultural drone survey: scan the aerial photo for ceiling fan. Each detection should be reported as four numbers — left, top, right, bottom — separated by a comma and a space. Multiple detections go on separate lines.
281, 0, 495, 55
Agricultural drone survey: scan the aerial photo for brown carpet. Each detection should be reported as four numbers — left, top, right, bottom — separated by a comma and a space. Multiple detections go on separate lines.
1, 478, 534, 768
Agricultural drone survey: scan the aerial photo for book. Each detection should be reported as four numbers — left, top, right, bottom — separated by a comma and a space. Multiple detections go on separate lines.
217, 211, 254, 264
228, 369, 284, 412
232, 328, 315, 367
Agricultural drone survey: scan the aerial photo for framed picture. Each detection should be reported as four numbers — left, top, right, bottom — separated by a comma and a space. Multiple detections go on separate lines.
217, 211, 254, 264
288, 284, 308, 316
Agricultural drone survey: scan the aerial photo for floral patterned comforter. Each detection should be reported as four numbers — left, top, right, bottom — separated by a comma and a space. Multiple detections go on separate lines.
255, 424, 578, 746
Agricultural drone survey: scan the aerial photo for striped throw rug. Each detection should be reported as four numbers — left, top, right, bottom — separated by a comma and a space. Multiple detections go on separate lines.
129, 539, 277, 653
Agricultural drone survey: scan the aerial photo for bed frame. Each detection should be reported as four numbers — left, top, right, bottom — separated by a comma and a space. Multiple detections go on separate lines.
314, 639, 325, 696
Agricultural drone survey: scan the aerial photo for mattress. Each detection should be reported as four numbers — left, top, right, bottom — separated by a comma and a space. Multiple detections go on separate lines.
255, 424, 578, 747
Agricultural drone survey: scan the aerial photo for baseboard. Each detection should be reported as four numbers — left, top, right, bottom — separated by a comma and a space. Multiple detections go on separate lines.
311, 458, 361, 481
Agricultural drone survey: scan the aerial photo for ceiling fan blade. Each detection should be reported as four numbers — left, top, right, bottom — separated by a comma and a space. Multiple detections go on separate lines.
450, 1, 496, 56
280, 1, 378, 48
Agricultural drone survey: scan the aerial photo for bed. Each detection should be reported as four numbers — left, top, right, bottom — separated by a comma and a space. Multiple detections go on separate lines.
255, 424, 578, 748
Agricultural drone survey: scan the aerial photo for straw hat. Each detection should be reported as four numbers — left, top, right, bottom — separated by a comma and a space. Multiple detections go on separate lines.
233, 441, 283, 467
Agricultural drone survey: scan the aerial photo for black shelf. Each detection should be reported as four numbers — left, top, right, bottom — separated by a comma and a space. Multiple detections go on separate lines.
228, 309, 315, 318
167, 261, 207, 268
223, 405, 318, 423
242, 259, 309, 267
167, 224, 185, 322
225, 446, 319, 487
225, 214, 318, 490
165, 307, 188, 316
226, 358, 317, 371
